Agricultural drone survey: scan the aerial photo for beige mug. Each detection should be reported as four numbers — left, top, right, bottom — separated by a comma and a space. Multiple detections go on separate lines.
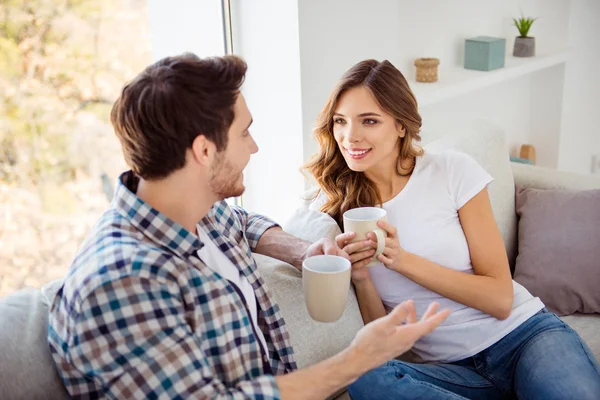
302, 255, 351, 323
343, 207, 387, 268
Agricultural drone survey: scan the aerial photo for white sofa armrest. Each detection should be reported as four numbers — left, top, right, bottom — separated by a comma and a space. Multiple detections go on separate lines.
511, 163, 600, 191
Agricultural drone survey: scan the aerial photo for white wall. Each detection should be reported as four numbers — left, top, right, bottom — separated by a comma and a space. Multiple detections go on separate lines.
297, 0, 402, 163
393, 0, 570, 73
558, 0, 600, 175
147, 0, 306, 223
296, 0, 572, 168
147, 0, 225, 61
231, 0, 597, 220
230, 0, 305, 223
147, 0, 599, 222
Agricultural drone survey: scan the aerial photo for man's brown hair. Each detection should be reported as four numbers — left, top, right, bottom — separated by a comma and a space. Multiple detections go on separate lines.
111, 53, 247, 180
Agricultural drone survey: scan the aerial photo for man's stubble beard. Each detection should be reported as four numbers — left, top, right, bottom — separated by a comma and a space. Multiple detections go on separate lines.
209, 153, 245, 200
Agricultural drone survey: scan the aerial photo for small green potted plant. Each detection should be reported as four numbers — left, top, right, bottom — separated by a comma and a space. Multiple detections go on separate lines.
513, 15, 537, 57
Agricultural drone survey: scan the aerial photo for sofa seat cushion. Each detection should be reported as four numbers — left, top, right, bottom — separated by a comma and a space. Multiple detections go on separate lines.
0, 288, 68, 399
271, 209, 364, 368
255, 253, 363, 369
560, 314, 600, 362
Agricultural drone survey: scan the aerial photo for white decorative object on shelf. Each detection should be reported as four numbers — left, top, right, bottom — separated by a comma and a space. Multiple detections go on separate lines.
410, 51, 568, 107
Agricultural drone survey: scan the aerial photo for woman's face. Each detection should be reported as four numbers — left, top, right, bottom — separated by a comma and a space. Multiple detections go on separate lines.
332, 86, 405, 173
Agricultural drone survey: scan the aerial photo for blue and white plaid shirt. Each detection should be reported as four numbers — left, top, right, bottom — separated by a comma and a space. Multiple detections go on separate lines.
48, 171, 298, 399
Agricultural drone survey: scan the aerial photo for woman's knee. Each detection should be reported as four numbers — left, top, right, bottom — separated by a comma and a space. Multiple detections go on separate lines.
348, 363, 399, 399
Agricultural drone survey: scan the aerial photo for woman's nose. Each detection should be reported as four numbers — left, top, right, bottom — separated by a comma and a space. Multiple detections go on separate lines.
346, 125, 361, 143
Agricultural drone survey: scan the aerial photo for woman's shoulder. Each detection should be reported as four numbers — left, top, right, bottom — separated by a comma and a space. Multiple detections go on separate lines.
418, 149, 478, 172
421, 148, 472, 162
415, 149, 456, 172
304, 187, 328, 211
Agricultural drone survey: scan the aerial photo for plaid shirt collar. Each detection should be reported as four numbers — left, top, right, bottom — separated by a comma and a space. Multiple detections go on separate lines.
112, 171, 204, 258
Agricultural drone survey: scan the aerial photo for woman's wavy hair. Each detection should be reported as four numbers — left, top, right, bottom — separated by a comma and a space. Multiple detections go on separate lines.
303, 59, 423, 228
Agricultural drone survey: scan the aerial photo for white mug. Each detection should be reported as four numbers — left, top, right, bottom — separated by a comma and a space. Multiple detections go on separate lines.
343, 207, 387, 268
302, 255, 351, 323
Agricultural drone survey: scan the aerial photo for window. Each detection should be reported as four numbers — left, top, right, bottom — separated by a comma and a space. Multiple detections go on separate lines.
0, 0, 151, 296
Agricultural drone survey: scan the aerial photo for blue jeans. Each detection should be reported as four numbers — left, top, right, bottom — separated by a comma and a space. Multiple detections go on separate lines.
349, 309, 600, 399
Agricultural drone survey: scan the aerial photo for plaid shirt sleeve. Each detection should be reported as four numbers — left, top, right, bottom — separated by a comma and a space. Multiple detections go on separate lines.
231, 206, 280, 250
69, 274, 281, 399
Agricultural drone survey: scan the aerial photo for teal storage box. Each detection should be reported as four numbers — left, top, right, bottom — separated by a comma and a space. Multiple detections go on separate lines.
464, 36, 506, 71
510, 156, 534, 165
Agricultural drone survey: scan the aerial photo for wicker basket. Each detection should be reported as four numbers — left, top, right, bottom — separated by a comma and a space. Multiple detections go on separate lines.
414, 58, 440, 83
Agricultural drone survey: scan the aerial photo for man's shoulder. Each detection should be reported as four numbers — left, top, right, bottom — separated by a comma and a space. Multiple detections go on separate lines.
205, 200, 242, 229
76, 207, 173, 266
62, 208, 183, 309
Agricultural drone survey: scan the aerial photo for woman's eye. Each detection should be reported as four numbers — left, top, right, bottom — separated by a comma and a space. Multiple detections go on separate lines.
333, 118, 345, 124
364, 119, 378, 125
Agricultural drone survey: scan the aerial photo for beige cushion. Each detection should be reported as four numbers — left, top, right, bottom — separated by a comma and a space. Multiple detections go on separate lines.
512, 162, 600, 191
0, 289, 68, 399
259, 209, 363, 369
424, 128, 518, 268
256, 254, 363, 369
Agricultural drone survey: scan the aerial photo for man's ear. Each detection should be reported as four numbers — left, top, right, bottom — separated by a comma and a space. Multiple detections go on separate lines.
191, 134, 216, 167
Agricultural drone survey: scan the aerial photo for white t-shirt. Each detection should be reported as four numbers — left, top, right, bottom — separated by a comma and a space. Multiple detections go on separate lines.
196, 226, 269, 356
310, 150, 544, 363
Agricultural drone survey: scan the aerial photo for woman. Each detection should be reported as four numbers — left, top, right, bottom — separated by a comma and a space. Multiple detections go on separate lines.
304, 59, 600, 400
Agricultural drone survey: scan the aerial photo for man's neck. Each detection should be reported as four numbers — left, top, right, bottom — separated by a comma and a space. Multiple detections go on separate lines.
136, 169, 215, 235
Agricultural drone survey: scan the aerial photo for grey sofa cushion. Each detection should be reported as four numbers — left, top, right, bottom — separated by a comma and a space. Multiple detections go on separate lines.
0, 288, 68, 400
514, 187, 600, 316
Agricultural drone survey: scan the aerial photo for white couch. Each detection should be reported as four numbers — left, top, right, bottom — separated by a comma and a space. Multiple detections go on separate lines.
1, 129, 599, 399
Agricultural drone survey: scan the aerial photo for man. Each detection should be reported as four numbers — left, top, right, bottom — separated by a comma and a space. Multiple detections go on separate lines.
48, 54, 450, 399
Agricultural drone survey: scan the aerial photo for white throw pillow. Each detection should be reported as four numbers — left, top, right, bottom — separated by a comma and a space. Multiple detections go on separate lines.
282, 208, 341, 243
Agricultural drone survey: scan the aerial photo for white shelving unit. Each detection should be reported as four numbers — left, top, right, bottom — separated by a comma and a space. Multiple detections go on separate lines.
410, 51, 569, 107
